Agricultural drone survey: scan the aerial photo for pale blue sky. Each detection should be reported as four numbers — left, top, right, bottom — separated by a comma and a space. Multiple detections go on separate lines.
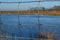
0, 0, 60, 10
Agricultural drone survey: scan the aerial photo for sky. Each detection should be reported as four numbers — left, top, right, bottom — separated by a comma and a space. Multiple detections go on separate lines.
0, 0, 60, 10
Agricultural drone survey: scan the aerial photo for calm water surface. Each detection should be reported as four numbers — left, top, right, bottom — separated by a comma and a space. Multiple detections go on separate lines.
0, 14, 60, 40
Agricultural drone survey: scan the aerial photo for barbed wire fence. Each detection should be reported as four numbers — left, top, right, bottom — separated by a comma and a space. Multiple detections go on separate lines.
0, 0, 60, 40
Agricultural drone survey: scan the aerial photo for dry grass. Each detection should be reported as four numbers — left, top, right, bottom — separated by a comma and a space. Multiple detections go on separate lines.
0, 10, 60, 16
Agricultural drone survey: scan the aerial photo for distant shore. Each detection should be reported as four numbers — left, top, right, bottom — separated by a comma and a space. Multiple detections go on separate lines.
0, 10, 60, 16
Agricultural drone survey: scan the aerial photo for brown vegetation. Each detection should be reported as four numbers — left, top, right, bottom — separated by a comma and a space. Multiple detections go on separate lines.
0, 10, 60, 16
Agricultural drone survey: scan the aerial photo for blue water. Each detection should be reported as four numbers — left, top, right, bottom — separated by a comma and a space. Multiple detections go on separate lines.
0, 14, 60, 40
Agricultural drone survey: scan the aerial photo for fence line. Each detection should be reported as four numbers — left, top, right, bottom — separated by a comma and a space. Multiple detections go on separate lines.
17, 2, 22, 40
0, 0, 60, 40
38, 0, 40, 35
0, 1, 41, 3
0, 1, 60, 3
1, 22, 60, 26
